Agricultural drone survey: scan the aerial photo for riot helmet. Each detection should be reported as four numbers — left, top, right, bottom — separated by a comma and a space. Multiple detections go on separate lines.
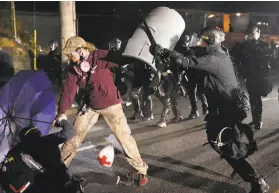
49, 40, 58, 51
198, 26, 225, 45
245, 25, 260, 41
181, 33, 201, 48
109, 37, 122, 51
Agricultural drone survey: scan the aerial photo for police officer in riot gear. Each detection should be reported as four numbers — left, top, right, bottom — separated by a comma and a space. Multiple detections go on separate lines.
176, 34, 208, 119
128, 62, 156, 121
37, 40, 61, 86
150, 26, 269, 193
156, 66, 184, 128
239, 25, 273, 130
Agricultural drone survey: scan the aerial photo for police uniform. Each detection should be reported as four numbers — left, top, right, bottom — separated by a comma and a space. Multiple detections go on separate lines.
240, 38, 273, 130
128, 63, 156, 121
153, 26, 269, 192
156, 67, 183, 128
175, 45, 208, 119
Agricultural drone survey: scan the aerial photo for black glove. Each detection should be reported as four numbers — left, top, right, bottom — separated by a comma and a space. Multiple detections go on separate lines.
168, 50, 186, 67
149, 44, 164, 56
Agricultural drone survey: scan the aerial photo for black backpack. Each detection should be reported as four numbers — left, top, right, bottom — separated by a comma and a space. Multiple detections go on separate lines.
0, 145, 45, 193
211, 123, 257, 160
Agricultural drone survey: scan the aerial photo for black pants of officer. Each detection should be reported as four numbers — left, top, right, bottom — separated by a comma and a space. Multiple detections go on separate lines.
159, 91, 182, 123
249, 95, 263, 129
206, 106, 260, 186
159, 76, 182, 123
130, 86, 153, 119
187, 81, 208, 115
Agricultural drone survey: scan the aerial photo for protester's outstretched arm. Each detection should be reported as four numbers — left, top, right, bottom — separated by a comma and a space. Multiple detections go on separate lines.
57, 69, 78, 116
47, 119, 76, 145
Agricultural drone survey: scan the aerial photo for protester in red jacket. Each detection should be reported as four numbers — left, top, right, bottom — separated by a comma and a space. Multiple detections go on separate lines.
55, 36, 148, 186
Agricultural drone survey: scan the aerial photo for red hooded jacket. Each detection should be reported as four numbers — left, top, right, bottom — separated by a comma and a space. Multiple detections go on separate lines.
58, 49, 121, 114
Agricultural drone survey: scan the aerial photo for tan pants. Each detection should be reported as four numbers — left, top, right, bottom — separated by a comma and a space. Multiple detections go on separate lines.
60, 103, 148, 175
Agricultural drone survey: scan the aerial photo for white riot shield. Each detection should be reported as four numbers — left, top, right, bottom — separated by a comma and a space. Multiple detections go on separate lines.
123, 7, 186, 71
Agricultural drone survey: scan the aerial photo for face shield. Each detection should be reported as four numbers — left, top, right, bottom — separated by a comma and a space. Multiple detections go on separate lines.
109, 38, 122, 51
246, 27, 260, 41
181, 33, 202, 48
49, 41, 58, 51
198, 27, 225, 45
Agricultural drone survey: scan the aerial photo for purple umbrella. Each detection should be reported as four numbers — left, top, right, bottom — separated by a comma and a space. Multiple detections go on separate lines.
0, 70, 56, 144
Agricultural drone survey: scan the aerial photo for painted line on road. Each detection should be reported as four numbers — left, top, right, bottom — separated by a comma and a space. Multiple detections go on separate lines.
262, 97, 277, 101
77, 144, 96, 152
77, 141, 108, 152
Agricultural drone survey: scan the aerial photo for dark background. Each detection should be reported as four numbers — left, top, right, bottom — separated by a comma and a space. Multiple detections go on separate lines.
1, 1, 279, 48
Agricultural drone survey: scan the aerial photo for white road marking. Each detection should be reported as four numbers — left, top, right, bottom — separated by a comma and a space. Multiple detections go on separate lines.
77, 145, 96, 152
262, 97, 277, 101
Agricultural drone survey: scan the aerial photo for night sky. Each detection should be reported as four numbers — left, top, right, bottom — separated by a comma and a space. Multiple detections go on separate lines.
2, 1, 279, 47
2, 1, 279, 15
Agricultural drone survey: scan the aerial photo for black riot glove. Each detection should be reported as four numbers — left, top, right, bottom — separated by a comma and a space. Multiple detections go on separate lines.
149, 44, 164, 56
168, 50, 189, 68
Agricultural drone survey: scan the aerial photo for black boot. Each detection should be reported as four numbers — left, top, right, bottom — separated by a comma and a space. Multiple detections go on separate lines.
129, 90, 144, 121
170, 96, 183, 122
157, 109, 170, 128
129, 111, 144, 121
171, 105, 183, 122
249, 177, 269, 193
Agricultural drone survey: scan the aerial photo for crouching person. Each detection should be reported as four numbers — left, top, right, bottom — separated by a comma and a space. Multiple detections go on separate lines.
0, 115, 133, 193
0, 115, 83, 193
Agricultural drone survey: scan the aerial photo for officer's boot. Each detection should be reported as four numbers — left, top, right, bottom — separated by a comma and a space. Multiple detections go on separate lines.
129, 93, 144, 121
249, 176, 269, 193
254, 97, 263, 131
170, 104, 183, 123
188, 94, 199, 119
157, 98, 171, 128
200, 94, 209, 115
142, 96, 154, 121
157, 108, 171, 128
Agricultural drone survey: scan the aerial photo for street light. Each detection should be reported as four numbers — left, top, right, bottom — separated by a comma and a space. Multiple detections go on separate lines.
236, 13, 241, 16
208, 14, 215, 18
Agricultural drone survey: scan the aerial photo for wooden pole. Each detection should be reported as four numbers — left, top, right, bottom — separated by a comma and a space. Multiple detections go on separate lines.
33, 2, 37, 70
10, 1, 17, 40
60, 1, 76, 82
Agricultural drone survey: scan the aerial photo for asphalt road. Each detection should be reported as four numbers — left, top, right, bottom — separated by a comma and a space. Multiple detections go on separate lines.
63, 80, 279, 193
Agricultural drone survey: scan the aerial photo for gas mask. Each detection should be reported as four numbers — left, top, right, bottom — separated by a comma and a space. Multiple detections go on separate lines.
71, 51, 92, 79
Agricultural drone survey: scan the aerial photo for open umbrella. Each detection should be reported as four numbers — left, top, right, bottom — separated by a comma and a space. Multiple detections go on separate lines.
0, 70, 56, 161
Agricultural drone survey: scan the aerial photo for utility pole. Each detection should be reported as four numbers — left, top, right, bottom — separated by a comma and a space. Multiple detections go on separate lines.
72, 1, 77, 35
10, 1, 17, 40
203, 13, 207, 28
60, 1, 76, 79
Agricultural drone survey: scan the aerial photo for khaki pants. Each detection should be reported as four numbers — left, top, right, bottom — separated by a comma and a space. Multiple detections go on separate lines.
60, 103, 148, 175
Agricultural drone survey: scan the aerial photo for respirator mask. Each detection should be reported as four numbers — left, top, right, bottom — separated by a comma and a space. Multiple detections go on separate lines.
71, 50, 92, 79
